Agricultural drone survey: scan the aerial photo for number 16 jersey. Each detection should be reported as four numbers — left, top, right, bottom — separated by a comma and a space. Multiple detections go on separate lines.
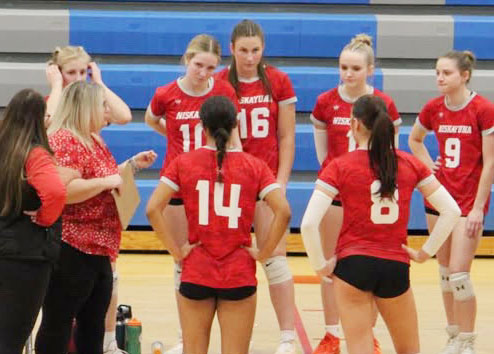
417, 93, 494, 215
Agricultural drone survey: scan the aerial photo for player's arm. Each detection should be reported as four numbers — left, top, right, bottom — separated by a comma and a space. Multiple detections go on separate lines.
467, 133, 494, 237
404, 178, 461, 262
256, 188, 291, 262
301, 185, 336, 278
146, 182, 183, 261
144, 105, 167, 137
88, 62, 132, 124
276, 103, 296, 190
408, 122, 437, 171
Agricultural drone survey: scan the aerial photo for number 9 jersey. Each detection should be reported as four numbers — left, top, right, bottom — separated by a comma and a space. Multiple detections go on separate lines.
417, 93, 494, 215
317, 150, 433, 264
148, 77, 239, 177
161, 147, 279, 288
216, 66, 297, 176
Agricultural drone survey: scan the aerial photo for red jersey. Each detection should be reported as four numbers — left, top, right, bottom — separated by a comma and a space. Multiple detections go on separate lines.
216, 66, 297, 175
162, 146, 278, 288
49, 129, 121, 261
318, 149, 433, 264
311, 86, 402, 172
149, 77, 238, 176
417, 93, 494, 215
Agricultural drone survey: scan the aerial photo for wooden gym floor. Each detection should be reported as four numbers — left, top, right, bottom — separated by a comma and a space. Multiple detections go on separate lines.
115, 251, 494, 354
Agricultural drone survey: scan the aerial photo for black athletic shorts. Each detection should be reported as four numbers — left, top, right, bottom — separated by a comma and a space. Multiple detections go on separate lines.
169, 198, 184, 206
179, 282, 257, 301
333, 255, 410, 298
426, 206, 468, 218
425, 207, 439, 216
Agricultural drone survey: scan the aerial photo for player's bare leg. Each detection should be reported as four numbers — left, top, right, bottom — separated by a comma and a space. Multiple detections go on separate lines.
426, 213, 459, 353
449, 217, 481, 352
217, 294, 257, 354
254, 201, 296, 354
374, 288, 420, 354
179, 294, 215, 354
333, 277, 374, 354
314, 206, 342, 354
103, 262, 122, 353
162, 205, 189, 354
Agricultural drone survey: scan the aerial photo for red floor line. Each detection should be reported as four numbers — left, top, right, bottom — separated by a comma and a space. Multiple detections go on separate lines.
294, 305, 313, 354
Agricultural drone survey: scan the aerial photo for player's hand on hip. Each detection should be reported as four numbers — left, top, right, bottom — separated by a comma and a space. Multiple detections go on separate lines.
316, 256, 336, 283
402, 244, 431, 263
181, 240, 200, 260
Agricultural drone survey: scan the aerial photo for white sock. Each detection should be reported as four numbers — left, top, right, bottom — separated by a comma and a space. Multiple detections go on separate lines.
325, 325, 341, 338
280, 330, 296, 343
103, 331, 116, 350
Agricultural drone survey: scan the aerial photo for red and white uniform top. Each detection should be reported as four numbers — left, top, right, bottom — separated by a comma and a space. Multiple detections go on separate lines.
148, 77, 238, 176
417, 93, 494, 215
49, 129, 121, 261
216, 66, 297, 176
161, 146, 278, 288
317, 149, 433, 264
311, 86, 402, 172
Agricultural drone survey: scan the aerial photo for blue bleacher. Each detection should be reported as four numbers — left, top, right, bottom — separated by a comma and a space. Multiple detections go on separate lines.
70, 11, 376, 58
69, 10, 494, 59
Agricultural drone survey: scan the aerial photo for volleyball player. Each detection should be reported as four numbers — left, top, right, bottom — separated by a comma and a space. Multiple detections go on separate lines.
302, 95, 461, 354
409, 50, 494, 354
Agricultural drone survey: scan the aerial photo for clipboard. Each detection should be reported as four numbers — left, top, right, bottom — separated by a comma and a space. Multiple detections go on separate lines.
111, 162, 140, 230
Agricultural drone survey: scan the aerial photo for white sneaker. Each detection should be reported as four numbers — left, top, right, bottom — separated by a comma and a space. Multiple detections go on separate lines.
458, 333, 476, 354
274, 341, 295, 354
165, 342, 183, 354
439, 326, 460, 354
103, 340, 128, 354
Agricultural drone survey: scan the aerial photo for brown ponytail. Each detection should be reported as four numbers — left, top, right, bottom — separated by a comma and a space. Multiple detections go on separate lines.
353, 95, 397, 199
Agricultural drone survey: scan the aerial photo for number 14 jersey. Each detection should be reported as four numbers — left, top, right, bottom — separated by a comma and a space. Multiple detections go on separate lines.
161, 147, 278, 288
317, 150, 433, 264
417, 93, 494, 215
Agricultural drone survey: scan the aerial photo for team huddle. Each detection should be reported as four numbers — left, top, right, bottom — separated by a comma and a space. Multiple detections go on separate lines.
0, 17, 493, 354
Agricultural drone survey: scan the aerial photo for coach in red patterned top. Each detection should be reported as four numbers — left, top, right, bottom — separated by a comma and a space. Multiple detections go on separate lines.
35, 81, 156, 354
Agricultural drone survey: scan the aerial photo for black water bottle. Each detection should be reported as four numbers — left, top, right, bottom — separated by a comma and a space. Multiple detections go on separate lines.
116, 312, 126, 350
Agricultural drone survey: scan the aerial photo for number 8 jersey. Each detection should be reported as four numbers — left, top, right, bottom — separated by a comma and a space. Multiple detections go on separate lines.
317, 150, 433, 264
417, 93, 494, 215
216, 66, 297, 176
161, 147, 279, 288
148, 77, 238, 176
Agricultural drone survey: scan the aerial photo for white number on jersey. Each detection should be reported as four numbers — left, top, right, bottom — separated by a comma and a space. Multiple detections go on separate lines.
238, 107, 270, 139
370, 180, 399, 224
444, 137, 460, 168
195, 180, 242, 228
179, 123, 203, 152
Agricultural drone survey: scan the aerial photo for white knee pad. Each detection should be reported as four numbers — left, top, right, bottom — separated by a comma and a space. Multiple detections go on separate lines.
439, 265, 452, 292
174, 262, 182, 291
262, 256, 293, 285
449, 272, 475, 301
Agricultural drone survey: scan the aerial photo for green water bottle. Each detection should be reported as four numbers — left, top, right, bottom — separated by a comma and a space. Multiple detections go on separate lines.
125, 318, 142, 354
